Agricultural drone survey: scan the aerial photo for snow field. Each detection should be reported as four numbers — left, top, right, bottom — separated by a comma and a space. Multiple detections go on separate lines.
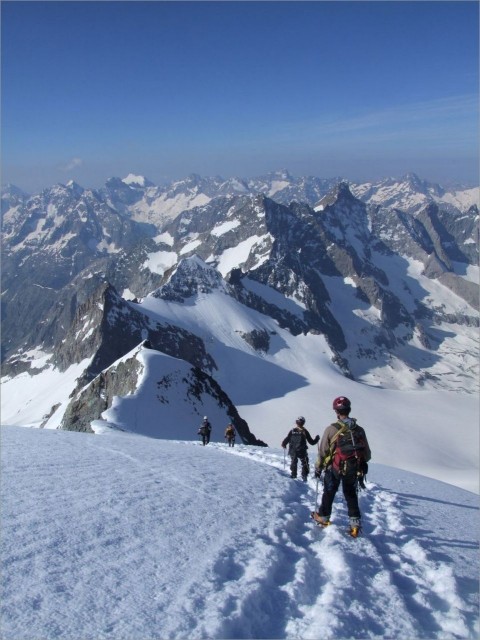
2, 257, 478, 494
2, 426, 477, 640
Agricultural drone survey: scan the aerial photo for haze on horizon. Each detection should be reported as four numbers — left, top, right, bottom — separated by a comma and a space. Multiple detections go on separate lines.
1, 1, 478, 194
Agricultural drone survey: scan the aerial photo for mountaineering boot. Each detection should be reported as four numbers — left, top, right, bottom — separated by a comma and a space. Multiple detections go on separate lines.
349, 517, 361, 538
310, 512, 330, 527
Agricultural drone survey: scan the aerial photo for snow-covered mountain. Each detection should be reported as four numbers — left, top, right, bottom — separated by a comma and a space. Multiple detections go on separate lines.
0, 183, 28, 216
350, 172, 479, 215
3, 170, 476, 228
2, 252, 478, 490
1, 425, 478, 639
1, 172, 478, 493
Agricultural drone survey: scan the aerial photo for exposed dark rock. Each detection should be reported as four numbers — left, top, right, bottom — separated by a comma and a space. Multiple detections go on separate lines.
239, 329, 270, 352
54, 281, 217, 391
61, 356, 143, 433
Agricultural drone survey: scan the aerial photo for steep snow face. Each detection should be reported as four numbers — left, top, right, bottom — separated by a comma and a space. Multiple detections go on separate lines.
440, 186, 479, 210
122, 174, 152, 188
143, 249, 178, 276
133, 190, 212, 222
1, 356, 92, 429
64, 345, 260, 443
216, 234, 272, 276
211, 219, 241, 237
321, 251, 478, 391
268, 179, 291, 196
1, 426, 478, 640
142, 259, 278, 349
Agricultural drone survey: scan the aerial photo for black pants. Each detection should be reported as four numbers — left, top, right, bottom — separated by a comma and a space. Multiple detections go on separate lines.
290, 453, 309, 479
226, 437, 235, 447
318, 466, 360, 519
202, 435, 210, 445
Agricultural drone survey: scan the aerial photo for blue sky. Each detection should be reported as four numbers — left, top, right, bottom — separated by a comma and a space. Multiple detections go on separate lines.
1, 1, 478, 192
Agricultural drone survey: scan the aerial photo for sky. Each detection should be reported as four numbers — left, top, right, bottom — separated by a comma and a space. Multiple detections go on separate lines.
1, 0, 479, 193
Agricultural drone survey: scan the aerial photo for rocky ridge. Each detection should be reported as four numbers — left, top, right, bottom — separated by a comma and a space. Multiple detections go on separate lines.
1, 172, 478, 437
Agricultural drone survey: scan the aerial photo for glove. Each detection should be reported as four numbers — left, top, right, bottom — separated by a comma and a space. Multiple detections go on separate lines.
357, 461, 368, 489
314, 467, 322, 479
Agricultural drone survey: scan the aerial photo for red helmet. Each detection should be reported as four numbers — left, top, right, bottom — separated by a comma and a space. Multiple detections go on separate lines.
333, 396, 351, 413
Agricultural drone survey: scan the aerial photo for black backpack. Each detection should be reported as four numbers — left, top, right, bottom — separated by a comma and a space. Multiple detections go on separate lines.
289, 427, 307, 454
199, 421, 210, 435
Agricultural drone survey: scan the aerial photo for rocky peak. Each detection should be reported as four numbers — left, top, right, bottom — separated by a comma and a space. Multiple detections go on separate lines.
65, 180, 85, 196
314, 181, 356, 210
103, 177, 144, 207
152, 255, 228, 302
314, 182, 371, 256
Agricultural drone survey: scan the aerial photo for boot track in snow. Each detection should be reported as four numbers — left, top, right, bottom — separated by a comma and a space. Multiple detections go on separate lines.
207, 441, 477, 639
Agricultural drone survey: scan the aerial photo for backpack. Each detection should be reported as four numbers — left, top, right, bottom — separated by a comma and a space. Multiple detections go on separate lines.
289, 427, 307, 455
331, 420, 367, 474
199, 422, 210, 435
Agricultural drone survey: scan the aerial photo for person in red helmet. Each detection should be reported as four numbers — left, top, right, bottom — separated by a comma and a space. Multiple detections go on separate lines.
311, 397, 371, 537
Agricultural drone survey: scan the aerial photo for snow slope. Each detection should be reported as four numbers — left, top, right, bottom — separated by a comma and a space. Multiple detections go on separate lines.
2, 278, 478, 493
1, 426, 478, 640
136, 285, 479, 495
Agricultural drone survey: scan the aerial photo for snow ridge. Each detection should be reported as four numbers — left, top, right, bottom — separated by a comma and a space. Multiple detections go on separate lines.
1, 426, 477, 640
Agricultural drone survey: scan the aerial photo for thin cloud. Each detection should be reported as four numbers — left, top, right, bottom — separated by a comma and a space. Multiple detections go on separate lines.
302, 95, 478, 142
60, 157, 83, 172
224, 94, 478, 157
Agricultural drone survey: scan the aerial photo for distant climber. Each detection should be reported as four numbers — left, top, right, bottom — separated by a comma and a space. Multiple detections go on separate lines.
311, 396, 371, 538
224, 423, 236, 447
281, 417, 319, 481
198, 416, 212, 446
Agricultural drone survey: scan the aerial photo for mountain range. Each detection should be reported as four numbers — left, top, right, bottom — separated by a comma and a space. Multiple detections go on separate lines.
1, 170, 478, 489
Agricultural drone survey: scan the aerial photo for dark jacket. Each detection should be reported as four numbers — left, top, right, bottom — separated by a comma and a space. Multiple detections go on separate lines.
199, 420, 212, 435
282, 426, 319, 457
